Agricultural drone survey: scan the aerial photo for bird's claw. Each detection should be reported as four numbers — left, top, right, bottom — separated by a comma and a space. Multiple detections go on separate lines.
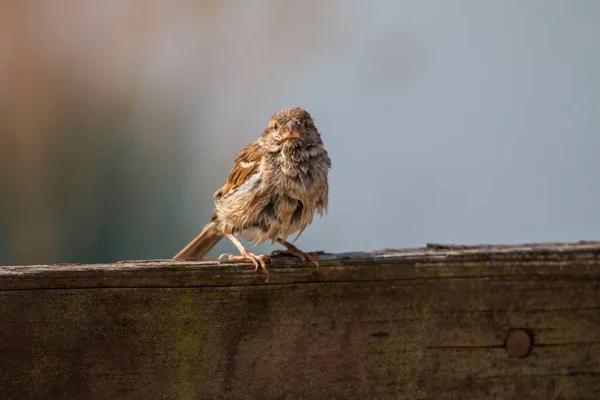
271, 249, 319, 266
218, 251, 271, 281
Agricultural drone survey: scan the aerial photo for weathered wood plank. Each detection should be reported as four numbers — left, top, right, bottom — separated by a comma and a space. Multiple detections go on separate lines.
1, 241, 599, 399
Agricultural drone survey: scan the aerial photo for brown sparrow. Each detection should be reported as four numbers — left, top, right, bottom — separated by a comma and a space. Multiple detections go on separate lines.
173, 107, 331, 280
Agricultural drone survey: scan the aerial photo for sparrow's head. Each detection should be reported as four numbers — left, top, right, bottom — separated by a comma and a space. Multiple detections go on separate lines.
262, 107, 322, 149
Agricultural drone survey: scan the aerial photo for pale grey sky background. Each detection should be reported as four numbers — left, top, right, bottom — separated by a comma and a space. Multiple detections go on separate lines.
1, 0, 598, 264
180, 0, 600, 257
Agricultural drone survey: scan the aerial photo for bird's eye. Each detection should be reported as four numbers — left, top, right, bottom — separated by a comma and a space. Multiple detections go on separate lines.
273, 122, 279, 130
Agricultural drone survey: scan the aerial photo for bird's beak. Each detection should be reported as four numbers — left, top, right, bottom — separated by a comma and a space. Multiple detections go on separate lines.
283, 120, 301, 139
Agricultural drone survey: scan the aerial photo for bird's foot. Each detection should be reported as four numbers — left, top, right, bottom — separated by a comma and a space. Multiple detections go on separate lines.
272, 242, 319, 266
218, 251, 271, 281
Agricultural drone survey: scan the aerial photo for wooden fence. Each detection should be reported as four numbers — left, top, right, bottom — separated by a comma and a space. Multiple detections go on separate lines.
1, 241, 599, 399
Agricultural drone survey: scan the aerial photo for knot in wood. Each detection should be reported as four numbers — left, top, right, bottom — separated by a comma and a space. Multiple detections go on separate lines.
504, 329, 533, 358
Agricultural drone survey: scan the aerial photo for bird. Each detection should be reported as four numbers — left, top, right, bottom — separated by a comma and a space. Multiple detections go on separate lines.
173, 106, 331, 280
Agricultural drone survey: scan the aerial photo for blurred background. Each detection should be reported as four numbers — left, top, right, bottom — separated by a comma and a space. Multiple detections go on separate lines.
1, 0, 598, 265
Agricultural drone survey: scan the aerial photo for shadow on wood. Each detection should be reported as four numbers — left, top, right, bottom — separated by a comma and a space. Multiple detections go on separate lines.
1, 241, 599, 399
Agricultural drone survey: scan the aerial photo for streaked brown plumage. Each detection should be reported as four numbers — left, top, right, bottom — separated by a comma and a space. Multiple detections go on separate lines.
173, 107, 331, 280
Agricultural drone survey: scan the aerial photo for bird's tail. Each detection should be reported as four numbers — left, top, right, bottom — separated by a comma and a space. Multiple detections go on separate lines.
173, 221, 224, 260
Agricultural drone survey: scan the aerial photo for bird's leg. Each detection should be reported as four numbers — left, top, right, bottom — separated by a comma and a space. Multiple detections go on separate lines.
218, 234, 270, 280
272, 238, 319, 266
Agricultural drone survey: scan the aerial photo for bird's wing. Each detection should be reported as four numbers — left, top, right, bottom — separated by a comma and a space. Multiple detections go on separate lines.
213, 140, 263, 199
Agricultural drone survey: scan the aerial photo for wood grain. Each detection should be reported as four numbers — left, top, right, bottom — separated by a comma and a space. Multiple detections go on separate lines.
1, 241, 599, 399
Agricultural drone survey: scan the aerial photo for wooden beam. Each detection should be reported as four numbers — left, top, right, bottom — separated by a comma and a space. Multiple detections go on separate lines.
1, 241, 599, 399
